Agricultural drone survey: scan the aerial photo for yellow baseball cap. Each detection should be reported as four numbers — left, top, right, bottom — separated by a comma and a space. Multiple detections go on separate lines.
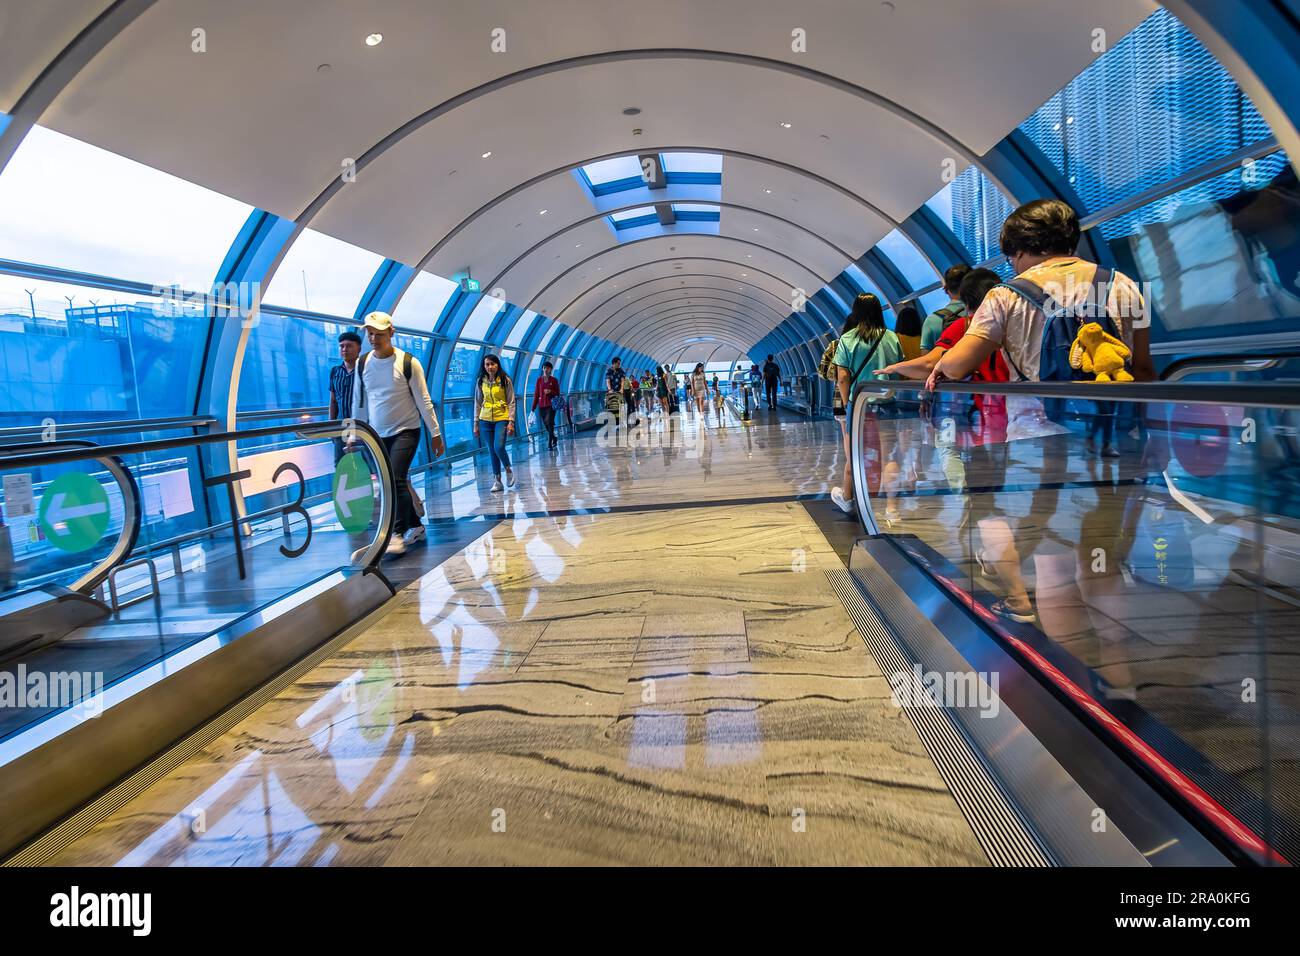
363, 311, 394, 331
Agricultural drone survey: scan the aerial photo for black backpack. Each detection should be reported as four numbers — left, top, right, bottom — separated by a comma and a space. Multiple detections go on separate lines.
355, 349, 414, 410
994, 267, 1123, 381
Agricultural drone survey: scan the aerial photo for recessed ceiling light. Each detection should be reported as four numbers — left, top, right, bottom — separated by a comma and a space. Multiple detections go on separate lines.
365, 33, 383, 46
317, 63, 332, 73
623, 107, 642, 116
779, 122, 792, 129
481, 151, 492, 159
539, 209, 548, 215
575, 243, 582, 248
764, 188, 772, 194
752, 227, 759, 232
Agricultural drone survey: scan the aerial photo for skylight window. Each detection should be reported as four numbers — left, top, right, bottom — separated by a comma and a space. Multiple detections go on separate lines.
661, 153, 723, 174
672, 203, 721, 222
581, 155, 643, 184
610, 206, 657, 222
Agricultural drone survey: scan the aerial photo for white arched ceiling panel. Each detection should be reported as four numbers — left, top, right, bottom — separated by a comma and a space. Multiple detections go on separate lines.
0, 0, 113, 111
559, 261, 791, 330
531, 234, 823, 320
307, 58, 942, 263
36, 0, 1151, 224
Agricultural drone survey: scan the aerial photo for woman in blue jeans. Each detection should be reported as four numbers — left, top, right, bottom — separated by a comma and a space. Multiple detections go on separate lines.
472, 354, 518, 493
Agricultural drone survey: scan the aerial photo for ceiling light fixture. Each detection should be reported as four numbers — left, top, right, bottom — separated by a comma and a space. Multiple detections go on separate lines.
779, 122, 792, 129
539, 209, 548, 215
365, 33, 383, 46
481, 151, 492, 158
623, 107, 642, 116
764, 188, 772, 194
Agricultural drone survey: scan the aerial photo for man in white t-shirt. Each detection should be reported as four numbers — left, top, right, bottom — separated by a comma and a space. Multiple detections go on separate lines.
350, 311, 444, 556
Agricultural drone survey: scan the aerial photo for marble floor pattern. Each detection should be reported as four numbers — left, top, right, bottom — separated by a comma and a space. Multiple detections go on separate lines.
416, 404, 847, 520
48, 501, 988, 867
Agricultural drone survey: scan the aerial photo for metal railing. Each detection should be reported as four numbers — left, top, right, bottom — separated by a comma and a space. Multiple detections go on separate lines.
0, 420, 396, 602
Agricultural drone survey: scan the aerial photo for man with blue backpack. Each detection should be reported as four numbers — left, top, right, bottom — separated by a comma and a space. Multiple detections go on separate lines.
927, 199, 1153, 391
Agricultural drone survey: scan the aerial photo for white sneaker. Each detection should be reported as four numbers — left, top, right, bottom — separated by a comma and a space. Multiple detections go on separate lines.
490, 478, 503, 494
385, 535, 407, 557
830, 487, 854, 514
402, 525, 426, 546
505, 468, 516, 487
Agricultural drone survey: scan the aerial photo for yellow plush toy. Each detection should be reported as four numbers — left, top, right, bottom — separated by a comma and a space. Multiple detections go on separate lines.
1070, 322, 1133, 382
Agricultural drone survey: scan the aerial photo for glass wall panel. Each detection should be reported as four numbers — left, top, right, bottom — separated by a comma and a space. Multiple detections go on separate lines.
925, 165, 1016, 264
444, 342, 483, 399
459, 294, 506, 342
876, 229, 940, 290
392, 270, 457, 332
504, 310, 538, 349
236, 312, 349, 414
0, 126, 252, 290
1106, 153, 1298, 344
263, 229, 384, 316
1019, 8, 1275, 215
0, 274, 206, 427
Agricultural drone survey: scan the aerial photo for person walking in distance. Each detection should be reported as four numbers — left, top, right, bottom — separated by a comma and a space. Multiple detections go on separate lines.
762, 354, 781, 410
349, 312, 444, 558
532, 360, 561, 450
474, 353, 518, 493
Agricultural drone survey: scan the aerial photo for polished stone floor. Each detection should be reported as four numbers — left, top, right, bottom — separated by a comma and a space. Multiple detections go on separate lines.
48, 406, 987, 867
417, 402, 846, 519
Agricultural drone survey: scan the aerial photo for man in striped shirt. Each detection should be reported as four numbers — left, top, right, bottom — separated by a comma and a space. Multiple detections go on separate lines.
328, 330, 361, 463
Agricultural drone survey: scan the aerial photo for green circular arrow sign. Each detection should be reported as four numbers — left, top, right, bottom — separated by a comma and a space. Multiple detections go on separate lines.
333, 452, 375, 533
38, 472, 111, 553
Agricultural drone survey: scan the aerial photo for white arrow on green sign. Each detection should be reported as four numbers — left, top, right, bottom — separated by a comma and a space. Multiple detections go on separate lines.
38, 472, 111, 553
332, 452, 375, 533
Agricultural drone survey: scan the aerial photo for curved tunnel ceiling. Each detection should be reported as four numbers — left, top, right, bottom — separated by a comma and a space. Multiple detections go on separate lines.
5, 0, 1156, 356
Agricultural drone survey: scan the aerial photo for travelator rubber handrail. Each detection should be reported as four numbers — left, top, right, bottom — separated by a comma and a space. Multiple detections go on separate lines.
852, 377, 1300, 409
0, 415, 218, 444
0, 439, 140, 596
0, 420, 396, 574
1159, 348, 1300, 382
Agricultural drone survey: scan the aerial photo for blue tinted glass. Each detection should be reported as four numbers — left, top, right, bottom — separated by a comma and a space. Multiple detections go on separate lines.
1107, 152, 1296, 342
444, 342, 483, 399
0, 273, 207, 426
875, 229, 940, 290
926, 166, 1016, 263
1020, 8, 1275, 214
459, 295, 505, 342
237, 312, 349, 413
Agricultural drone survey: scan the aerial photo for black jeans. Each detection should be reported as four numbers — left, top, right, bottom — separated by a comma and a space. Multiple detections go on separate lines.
764, 378, 778, 408
382, 428, 420, 535
540, 406, 557, 445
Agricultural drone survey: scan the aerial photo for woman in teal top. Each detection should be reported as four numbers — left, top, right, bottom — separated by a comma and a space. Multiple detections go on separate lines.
831, 293, 901, 514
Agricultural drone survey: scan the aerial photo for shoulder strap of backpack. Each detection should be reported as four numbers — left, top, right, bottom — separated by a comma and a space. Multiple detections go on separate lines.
402, 350, 412, 380
356, 352, 369, 410
995, 278, 1055, 314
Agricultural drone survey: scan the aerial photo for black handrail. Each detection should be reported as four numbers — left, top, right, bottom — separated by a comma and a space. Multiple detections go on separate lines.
1159, 349, 1300, 382
0, 439, 141, 596
853, 378, 1300, 409
0, 420, 396, 574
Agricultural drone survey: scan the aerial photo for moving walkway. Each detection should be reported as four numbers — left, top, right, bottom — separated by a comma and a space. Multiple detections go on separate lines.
837, 374, 1300, 865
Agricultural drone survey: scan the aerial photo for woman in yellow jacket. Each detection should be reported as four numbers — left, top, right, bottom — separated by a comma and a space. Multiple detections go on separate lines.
472, 353, 518, 493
